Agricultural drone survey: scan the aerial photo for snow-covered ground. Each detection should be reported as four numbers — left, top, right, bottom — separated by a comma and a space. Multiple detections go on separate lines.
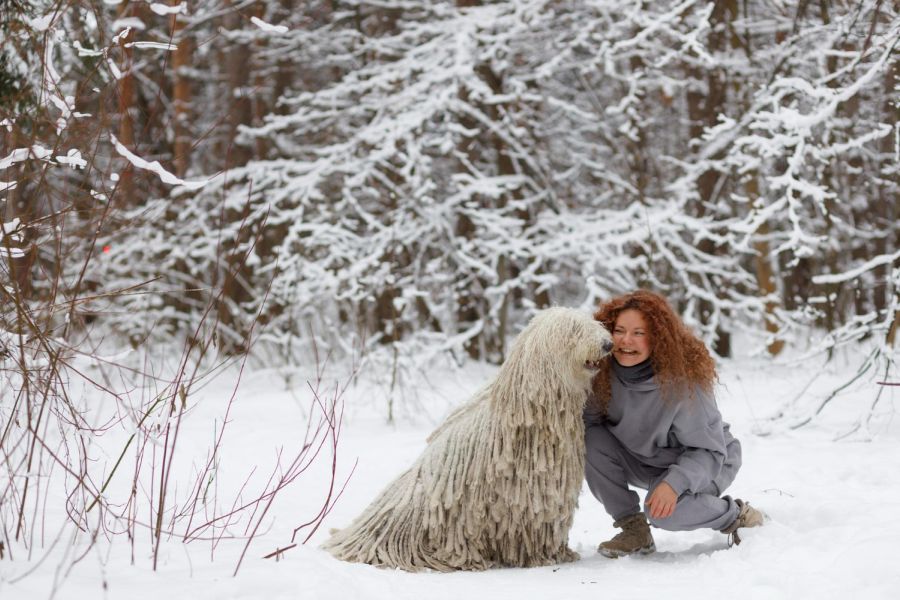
3, 350, 899, 600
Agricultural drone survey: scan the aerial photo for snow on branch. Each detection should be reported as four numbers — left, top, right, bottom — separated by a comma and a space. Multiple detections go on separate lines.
250, 16, 289, 34
0, 146, 54, 170
813, 250, 900, 285
149, 2, 185, 16
110, 135, 212, 190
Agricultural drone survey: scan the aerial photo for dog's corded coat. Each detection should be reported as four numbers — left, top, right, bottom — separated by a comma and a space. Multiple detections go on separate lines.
321, 308, 612, 571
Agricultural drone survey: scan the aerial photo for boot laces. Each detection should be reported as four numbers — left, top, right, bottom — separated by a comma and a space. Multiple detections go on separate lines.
722, 499, 758, 546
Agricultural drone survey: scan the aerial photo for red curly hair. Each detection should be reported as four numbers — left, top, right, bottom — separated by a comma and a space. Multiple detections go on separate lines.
590, 290, 717, 414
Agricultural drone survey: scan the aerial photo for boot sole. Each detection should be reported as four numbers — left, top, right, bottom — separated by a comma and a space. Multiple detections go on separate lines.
598, 541, 656, 559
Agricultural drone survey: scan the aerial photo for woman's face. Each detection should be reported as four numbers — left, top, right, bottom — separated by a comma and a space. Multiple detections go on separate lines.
612, 309, 651, 367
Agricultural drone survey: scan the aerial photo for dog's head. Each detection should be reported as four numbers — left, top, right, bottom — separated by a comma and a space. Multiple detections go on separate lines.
512, 307, 614, 389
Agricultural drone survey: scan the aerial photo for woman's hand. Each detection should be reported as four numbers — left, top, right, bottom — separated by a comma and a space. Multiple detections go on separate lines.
645, 481, 678, 520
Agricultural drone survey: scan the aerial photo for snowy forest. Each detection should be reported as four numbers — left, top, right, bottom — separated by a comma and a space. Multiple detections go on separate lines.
1, 0, 899, 597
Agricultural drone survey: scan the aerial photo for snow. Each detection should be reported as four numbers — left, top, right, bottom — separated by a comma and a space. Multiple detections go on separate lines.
26, 13, 56, 33
110, 134, 212, 190
125, 41, 179, 52
0, 247, 25, 258
73, 41, 104, 57
149, 2, 185, 16
250, 16, 289, 34
2, 351, 898, 599
0, 146, 53, 170
56, 149, 87, 169
812, 250, 900, 285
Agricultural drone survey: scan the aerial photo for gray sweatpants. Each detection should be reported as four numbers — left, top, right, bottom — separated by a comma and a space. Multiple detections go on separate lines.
584, 424, 739, 531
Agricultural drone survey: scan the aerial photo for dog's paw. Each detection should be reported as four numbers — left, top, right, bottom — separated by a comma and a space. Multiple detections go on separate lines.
558, 547, 580, 563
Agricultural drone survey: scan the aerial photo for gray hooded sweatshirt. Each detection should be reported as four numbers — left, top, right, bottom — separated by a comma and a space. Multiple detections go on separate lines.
585, 369, 741, 496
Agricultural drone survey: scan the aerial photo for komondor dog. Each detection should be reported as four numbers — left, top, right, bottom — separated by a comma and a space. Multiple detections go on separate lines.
321, 307, 613, 571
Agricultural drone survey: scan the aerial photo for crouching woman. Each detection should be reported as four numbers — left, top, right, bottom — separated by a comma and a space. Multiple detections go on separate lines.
584, 290, 764, 557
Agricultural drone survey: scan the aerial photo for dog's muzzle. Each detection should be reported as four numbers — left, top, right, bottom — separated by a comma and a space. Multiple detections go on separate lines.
584, 340, 613, 371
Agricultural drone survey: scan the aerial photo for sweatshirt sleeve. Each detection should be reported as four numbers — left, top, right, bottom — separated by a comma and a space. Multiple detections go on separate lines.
662, 387, 727, 496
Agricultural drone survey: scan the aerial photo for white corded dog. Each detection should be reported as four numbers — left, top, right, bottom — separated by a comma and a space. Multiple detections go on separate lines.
322, 307, 613, 571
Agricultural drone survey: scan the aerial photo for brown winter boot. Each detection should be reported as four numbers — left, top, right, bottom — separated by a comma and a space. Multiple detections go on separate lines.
721, 499, 765, 546
598, 512, 656, 558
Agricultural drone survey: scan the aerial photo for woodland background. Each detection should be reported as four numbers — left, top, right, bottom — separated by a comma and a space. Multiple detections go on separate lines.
1, 0, 898, 584
3, 0, 898, 364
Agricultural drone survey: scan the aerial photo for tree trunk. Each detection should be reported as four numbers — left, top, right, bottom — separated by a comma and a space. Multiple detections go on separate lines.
880, 55, 898, 347
1, 127, 35, 302
171, 2, 192, 177
684, 0, 736, 356
751, 217, 785, 356
252, 2, 268, 160
272, 0, 295, 116
116, 2, 137, 201
874, 57, 898, 316
222, 2, 253, 169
